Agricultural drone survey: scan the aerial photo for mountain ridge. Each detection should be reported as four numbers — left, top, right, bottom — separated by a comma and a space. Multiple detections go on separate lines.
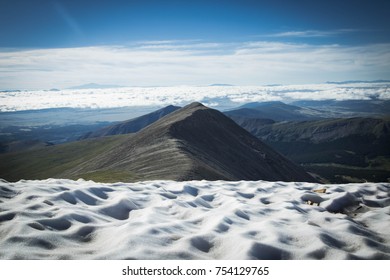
0, 102, 315, 182
81, 105, 180, 139
65, 102, 315, 181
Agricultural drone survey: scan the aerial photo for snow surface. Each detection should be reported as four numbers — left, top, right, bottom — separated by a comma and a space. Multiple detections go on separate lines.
1, 83, 389, 112
0, 179, 389, 259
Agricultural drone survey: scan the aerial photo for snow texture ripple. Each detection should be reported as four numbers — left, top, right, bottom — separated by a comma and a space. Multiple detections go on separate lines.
0, 179, 389, 259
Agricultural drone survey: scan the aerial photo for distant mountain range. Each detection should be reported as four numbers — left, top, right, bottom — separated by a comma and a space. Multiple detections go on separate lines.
326, 80, 390, 84
225, 101, 323, 121
227, 100, 390, 120
209, 83, 235, 86
67, 83, 124, 90
291, 100, 390, 116
0, 103, 314, 182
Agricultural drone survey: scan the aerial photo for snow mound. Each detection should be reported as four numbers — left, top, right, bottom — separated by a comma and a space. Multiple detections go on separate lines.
0, 179, 389, 259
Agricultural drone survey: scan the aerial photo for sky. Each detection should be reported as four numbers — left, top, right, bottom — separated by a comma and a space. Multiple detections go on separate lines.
0, 0, 390, 89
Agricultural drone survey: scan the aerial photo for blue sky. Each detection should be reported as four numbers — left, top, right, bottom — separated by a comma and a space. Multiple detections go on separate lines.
0, 0, 389, 89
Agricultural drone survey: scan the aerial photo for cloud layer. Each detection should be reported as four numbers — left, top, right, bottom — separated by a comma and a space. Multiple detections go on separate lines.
268, 29, 358, 38
1, 83, 389, 112
0, 40, 389, 90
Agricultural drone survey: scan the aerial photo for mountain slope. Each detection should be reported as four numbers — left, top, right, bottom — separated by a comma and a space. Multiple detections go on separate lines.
0, 102, 315, 182
240, 117, 390, 143
229, 116, 390, 183
81, 105, 180, 139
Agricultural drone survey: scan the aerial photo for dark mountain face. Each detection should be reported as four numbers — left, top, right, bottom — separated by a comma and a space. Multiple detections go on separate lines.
162, 103, 316, 181
81, 105, 181, 139
0, 102, 316, 183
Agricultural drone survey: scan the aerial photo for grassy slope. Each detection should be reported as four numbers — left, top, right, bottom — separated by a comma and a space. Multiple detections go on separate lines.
0, 134, 134, 182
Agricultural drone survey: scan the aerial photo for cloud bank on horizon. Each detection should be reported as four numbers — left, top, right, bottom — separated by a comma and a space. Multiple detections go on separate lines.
0, 0, 389, 90
1, 82, 389, 112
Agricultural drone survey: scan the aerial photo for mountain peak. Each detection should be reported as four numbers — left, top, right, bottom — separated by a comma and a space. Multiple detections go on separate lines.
118, 102, 316, 182
183, 102, 207, 110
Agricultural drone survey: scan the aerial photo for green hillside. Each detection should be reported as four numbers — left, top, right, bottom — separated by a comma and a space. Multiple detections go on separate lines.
0, 135, 133, 182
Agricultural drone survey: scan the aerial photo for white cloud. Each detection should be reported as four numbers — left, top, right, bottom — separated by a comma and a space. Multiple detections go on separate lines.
0, 40, 389, 90
268, 29, 358, 38
0, 83, 389, 112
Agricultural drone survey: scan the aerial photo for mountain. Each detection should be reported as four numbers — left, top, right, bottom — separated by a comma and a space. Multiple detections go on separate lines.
291, 100, 390, 117
81, 105, 181, 139
227, 100, 390, 121
242, 117, 390, 143
230, 116, 390, 183
67, 83, 124, 90
0, 102, 315, 182
209, 83, 234, 86
225, 101, 323, 121
326, 80, 390, 84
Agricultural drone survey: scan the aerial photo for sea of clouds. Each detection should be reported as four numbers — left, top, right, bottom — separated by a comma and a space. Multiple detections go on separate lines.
1, 82, 389, 112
